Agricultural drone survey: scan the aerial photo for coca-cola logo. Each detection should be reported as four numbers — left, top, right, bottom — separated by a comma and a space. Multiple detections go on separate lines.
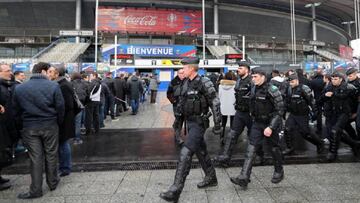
124, 15, 157, 26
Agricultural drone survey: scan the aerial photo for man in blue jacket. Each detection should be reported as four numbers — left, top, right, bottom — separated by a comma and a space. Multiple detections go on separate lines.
13, 62, 65, 199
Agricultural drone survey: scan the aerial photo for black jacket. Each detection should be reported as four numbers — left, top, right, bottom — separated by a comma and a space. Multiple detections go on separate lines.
167, 76, 183, 104
0, 79, 16, 153
57, 77, 76, 143
310, 74, 325, 101
127, 76, 144, 100
114, 77, 127, 100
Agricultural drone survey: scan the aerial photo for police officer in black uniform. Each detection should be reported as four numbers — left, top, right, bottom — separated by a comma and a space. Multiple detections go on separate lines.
160, 58, 222, 202
320, 71, 360, 162
345, 68, 360, 140
215, 62, 253, 166
230, 67, 285, 189
282, 74, 324, 155
167, 69, 186, 145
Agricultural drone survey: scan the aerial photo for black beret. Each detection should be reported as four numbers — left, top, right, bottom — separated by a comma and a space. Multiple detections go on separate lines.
331, 71, 345, 79
237, 61, 251, 69
287, 73, 298, 81
251, 67, 267, 76
181, 57, 200, 65
346, 68, 358, 75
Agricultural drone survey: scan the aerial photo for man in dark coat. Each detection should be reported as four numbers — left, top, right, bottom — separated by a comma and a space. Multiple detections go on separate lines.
0, 63, 15, 191
127, 73, 144, 115
114, 73, 128, 116
102, 72, 116, 119
310, 67, 325, 134
71, 72, 89, 144
48, 65, 75, 177
13, 62, 65, 199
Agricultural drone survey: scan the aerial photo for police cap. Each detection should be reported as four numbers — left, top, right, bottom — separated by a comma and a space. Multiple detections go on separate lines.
331, 71, 345, 79
237, 61, 251, 70
251, 67, 267, 76
181, 57, 200, 65
346, 67, 358, 76
287, 73, 298, 81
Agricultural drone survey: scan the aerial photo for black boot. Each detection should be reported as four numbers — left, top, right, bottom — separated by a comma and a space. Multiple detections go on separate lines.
230, 144, 256, 189
215, 130, 239, 167
304, 133, 325, 154
282, 130, 294, 155
271, 147, 284, 184
0, 176, 10, 184
160, 146, 193, 202
324, 129, 341, 162
196, 145, 217, 189
254, 146, 266, 166
341, 133, 360, 157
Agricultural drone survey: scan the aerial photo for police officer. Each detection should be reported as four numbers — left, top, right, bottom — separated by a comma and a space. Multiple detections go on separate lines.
321, 71, 360, 162
215, 62, 253, 166
345, 68, 360, 140
230, 67, 285, 189
282, 74, 324, 155
167, 69, 186, 145
160, 58, 222, 202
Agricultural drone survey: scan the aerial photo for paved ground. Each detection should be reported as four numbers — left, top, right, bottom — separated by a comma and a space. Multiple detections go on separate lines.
104, 92, 219, 129
1, 163, 360, 202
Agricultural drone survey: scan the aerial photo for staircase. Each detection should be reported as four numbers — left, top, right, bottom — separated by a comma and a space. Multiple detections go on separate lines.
206, 45, 238, 59
35, 42, 90, 63
315, 49, 345, 62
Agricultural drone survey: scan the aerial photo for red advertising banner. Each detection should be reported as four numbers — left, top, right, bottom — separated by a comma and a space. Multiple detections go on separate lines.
339, 44, 353, 60
98, 7, 202, 35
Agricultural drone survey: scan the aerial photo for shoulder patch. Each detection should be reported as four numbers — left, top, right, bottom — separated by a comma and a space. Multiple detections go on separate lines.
270, 85, 278, 92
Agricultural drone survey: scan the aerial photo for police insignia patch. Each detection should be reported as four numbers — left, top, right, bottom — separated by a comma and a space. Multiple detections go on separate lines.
270, 85, 278, 92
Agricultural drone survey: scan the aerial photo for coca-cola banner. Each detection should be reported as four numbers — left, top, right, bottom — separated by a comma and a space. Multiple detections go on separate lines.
339, 45, 353, 60
98, 7, 202, 35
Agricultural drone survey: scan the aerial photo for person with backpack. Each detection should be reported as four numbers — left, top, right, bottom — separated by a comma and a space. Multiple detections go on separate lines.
71, 72, 89, 144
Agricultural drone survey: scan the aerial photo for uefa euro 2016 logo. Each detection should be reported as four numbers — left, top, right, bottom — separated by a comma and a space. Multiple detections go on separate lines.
167, 13, 177, 28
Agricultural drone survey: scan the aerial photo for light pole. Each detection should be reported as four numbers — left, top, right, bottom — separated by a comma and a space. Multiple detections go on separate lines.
342, 21, 355, 39
202, 0, 206, 62
305, 2, 321, 62
94, 0, 99, 64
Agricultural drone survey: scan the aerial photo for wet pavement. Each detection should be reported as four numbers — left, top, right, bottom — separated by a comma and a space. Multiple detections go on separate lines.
2, 92, 360, 202
1, 163, 360, 202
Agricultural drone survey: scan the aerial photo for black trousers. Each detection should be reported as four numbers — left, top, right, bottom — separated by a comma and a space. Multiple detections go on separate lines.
285, 114, 311, 135
232, 111, 252, 136
184, 120, 207, 152
85, 101, 100, 133
22, 125, 59, 195
248, 122, 280, 149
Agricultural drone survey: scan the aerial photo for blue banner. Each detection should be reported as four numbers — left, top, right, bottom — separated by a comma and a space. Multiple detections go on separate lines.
81, 63, 97, 72
12, 63, 30, 72
102, 44, 197, 62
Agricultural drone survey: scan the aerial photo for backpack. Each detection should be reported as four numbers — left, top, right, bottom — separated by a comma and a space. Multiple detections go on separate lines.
72, 80, 88, 103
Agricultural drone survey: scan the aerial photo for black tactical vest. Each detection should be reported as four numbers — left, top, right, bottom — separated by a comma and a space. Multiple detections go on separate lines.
250, 83, 275, 123
234, 75, 251, 112
330, 83, 352, 115
181, 76, 209, 117
287, 85, 310, 115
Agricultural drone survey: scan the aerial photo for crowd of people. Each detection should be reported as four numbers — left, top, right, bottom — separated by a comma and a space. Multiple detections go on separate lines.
1, 59, 360, 200
0, 62, 160, 198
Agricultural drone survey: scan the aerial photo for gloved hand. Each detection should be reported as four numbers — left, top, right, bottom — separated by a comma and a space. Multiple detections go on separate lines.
212, 124, 222, 135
